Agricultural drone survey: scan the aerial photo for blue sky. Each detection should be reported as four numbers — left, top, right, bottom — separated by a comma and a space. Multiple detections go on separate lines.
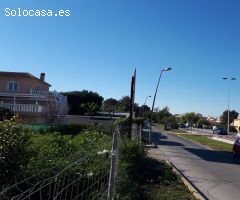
1, 0, 240, 117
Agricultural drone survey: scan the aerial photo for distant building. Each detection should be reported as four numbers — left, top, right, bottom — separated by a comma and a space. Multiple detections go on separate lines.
0, 71, 68, 123
233, 119, 240, 132
207, 116, 220, 125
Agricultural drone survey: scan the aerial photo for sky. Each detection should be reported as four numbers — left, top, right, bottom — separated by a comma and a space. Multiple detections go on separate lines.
1, 0, 240, 117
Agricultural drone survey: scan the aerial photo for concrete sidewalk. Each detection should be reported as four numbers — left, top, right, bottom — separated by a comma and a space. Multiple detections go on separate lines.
144, 126, 240, 200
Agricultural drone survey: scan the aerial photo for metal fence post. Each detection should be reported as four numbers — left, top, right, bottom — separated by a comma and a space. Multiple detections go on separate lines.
139, 124, 142, 147
107, 128, 119, 200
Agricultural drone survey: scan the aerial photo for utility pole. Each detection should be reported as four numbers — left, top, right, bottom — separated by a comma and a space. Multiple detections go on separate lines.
129, 69, 136, 139
222, 77, 236, 134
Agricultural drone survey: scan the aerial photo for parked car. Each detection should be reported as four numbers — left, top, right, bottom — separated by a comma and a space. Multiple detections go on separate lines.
178, 123, 186, 128
213, 127, 227, 135
196, 124, 203, 129
233, 139, 240, 157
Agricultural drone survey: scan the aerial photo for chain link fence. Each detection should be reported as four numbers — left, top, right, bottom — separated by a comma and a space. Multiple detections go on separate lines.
0, 123, 141, 200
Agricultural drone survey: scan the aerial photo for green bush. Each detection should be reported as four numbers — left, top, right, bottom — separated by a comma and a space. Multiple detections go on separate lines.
115, 117, 144, 127
30, 129, 112, 174
114, 117, 130, 126
49, 124, 87, 135
0, 108, 13, 121
117, 141, 181, 199
30, 133, 77, 173
132, 118, 145, 126
0, 117, 34, 187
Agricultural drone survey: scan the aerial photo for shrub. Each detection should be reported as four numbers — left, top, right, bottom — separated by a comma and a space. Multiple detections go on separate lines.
0, 108, 13, 121
49, 124, 87, 135
115, 117, 144, 127
132, 118, 145, 126
117, 141, 181, 199
0, 117, 34, 187
119, 141, 145, 180
114, 117, 130, 127
30, 133, 77, 172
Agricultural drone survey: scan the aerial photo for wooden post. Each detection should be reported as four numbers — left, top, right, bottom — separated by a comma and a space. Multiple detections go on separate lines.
129, 69, 136, 139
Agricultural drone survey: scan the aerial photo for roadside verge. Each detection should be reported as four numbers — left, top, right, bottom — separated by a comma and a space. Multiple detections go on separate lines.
147, 150, 207, 200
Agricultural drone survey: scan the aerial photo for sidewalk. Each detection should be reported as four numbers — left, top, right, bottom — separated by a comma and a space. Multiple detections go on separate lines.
144, 126, 240, 200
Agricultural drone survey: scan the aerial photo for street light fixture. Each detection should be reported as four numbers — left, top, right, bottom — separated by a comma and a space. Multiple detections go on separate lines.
140, 95, 151, 117
149, 67, 172, 143
222, 77, 236, 134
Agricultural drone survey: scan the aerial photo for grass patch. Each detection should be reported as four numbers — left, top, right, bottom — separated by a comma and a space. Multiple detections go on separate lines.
117, 141, 196, 200
25, 124, 50, 132
149, 184, 195, 200
169, 129, 187, 134
180, 134, 233, 152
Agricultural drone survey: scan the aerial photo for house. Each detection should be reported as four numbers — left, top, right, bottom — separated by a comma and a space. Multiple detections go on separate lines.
0, 71, 68, 123
233, 119, 240, 132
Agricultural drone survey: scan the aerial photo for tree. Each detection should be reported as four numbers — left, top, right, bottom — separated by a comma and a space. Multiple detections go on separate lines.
134, 103, 141, 117
80, 102, 99, 115
179, 116, 187, 124
139, 105, 151, 117
118, 96, 131, 112
63, 90, 104, 115
220, 110, 239, 125
197, 117, 210, 126
103, 98, 118, 112
140, 105, 150, 112
183, 112, 202, 125
162, 115, 178, 128
152, 106, 171, 124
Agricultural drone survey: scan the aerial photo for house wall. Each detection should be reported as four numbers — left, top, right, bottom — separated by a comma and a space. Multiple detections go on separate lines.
0, 96, 48, 105
18, 112, 46, 123
233, 119, 240, 131
0, 76, 49, 93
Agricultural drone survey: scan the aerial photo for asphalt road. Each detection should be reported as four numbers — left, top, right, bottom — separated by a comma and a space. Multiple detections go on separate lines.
181, 127, 237, 142
144, 125, 240, 200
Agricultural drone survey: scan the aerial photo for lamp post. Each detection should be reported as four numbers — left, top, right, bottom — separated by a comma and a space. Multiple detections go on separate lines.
149, 67, 172, 143
222, 77, 236, 134
140, 95, 151, 117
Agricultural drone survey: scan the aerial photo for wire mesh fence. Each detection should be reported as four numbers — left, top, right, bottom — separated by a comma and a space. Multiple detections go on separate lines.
1, 150, 111, 200
0, 125, 127, 200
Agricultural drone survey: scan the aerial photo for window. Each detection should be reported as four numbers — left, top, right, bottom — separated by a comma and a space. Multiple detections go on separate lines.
8, 82, 18, 92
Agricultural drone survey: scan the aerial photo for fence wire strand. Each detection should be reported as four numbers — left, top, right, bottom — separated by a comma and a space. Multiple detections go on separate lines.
1, 150, 111, 200
0, 126, 127, 200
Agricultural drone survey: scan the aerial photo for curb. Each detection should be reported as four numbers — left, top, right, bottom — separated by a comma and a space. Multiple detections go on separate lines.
209, 137, 235, 145
164, 158, 208, 200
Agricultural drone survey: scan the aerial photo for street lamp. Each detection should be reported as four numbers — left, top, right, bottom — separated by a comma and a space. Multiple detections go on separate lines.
140, 95, 151, 117
149, 67, 172, 143
222, 77, 236, 134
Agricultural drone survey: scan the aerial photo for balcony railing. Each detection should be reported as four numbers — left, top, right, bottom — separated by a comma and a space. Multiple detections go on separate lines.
30, 90, 67, 102
0, 103, 45, 113
30, 90, 58, 97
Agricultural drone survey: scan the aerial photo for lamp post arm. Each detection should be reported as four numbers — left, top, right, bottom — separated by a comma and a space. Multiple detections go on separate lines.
227, 79, 231, 134
144, 96, 148, 105
151, 70, 163, 113
149, 70, 163, 143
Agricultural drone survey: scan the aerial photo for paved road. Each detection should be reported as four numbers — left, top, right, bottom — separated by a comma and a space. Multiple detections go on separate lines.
181, 127, 237, 142
144, 125, 240, 200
